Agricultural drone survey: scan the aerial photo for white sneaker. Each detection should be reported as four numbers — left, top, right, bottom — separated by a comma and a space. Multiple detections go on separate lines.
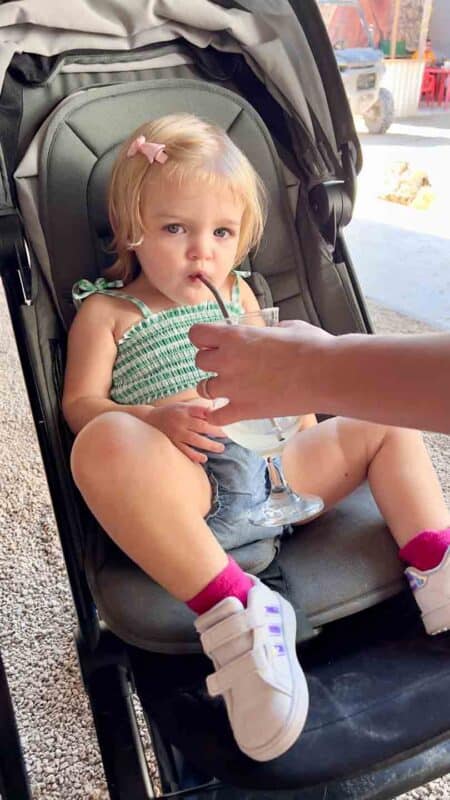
194, 576, 309, 762
405, 547, 450, 635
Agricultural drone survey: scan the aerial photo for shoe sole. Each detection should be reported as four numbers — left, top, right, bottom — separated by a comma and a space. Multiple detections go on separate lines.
423, 600, 450, 635
240, 596, 309, 762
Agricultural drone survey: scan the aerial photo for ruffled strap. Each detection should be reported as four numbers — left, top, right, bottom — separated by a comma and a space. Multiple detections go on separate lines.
230, 269, 250, 308
72, 276, 155, 319
72, 277, 124, 308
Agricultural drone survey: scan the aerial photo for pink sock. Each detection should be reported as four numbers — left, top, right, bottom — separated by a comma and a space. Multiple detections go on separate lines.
399, 528, 450, 571
186, 556, 253, 615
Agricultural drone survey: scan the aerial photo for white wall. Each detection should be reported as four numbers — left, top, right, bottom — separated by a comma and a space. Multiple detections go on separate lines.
430, 0, 450, 59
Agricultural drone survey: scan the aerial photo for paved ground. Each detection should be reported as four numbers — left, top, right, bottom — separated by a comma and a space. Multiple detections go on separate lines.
347, 110, 450, 329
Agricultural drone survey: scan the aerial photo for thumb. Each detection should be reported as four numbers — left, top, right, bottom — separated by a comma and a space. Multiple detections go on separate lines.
188, 404, 209, 419
206, 403, 240, 426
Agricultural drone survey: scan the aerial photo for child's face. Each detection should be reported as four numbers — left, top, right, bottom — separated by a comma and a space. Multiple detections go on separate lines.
135, 176, 244, 305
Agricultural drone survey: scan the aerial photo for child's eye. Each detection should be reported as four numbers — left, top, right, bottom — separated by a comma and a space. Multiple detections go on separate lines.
165, 223, 184, 234
214, 227, 232, 238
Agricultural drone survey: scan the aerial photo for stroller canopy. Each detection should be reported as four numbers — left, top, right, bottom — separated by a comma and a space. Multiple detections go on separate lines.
0, 0, 362, 185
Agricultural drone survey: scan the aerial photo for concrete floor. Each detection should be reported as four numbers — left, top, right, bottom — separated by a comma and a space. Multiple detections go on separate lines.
346, 110, 450, 330
349, 112, 450, 799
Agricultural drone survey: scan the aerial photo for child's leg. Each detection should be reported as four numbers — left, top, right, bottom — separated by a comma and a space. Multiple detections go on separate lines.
71, 411, 229, 600
281, 417, 450, 548
71, 410, 309, 760
282, 417, 450, 635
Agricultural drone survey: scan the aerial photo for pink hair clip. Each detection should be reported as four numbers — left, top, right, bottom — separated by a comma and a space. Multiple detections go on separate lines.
126, 135, 168, 164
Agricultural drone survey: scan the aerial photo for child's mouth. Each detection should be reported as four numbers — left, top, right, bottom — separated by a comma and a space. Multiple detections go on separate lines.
188, 271, 205, 282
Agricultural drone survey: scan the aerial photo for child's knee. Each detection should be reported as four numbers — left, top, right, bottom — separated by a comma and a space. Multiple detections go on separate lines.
386, 425, 424, 451
70, 411, 136, 485
335, 416, 384, 447
335, 417, 396, 462
363, 420, 423, 459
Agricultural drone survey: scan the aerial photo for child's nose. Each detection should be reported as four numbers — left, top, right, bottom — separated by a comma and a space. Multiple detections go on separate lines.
187, 233, 213, 261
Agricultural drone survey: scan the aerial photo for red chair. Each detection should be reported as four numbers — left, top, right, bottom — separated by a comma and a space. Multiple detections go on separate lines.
421, 69, 436, 105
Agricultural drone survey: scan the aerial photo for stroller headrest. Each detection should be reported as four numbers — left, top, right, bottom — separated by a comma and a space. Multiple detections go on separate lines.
16, 79, 307, 328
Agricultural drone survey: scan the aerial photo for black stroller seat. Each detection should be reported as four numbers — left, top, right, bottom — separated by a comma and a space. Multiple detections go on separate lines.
15, 78, 403, 653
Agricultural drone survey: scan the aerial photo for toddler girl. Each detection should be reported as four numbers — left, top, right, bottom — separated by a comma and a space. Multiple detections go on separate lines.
63, 113, 450, 763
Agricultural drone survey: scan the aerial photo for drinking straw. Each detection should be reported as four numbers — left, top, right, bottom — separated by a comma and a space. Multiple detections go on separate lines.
197, 274, 231, 320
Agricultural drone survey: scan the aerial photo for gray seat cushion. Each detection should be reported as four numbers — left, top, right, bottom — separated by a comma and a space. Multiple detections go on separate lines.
87, 484, 404, 653
31, 77, 404, 653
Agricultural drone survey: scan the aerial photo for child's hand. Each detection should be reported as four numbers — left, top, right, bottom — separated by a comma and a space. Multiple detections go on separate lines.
146, 404, 226, 464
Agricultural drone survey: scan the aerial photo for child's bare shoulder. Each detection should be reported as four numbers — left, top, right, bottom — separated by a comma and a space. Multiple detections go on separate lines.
237, 274, 260, 312
71, 291, 118, 332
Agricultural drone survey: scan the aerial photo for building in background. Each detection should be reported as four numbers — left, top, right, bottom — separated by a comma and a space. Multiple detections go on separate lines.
319, 1, 449, 118
317, 1, 395, 132
319, 1, 389, 49
321, 1, 439, 56
429, 0, 450, 61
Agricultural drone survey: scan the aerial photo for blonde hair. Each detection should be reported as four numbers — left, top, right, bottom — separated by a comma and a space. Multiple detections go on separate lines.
107, 113, 267, 283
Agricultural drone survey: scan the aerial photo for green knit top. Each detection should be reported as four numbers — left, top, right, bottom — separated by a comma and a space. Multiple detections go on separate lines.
72, 274, 244, 404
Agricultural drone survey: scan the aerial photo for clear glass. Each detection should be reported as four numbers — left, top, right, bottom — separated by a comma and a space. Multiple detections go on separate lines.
214, 308, 324, 527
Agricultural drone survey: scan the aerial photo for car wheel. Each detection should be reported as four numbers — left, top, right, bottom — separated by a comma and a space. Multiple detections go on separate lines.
363, 88, 395, 134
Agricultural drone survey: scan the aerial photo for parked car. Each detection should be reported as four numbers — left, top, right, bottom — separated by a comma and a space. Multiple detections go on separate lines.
318, 0, 395, 133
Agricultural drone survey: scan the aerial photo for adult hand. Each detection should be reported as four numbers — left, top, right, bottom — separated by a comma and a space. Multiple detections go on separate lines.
189, 319, 333, 425
147, 403, 226, 464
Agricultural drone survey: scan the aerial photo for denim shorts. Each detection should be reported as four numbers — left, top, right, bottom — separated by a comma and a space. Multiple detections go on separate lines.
202, 438, 285, 574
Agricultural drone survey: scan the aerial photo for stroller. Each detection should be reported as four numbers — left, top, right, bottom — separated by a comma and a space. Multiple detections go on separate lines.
1, 1, 450, 798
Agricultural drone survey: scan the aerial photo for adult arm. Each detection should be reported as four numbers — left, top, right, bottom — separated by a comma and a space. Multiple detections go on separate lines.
189, 320, 450, 433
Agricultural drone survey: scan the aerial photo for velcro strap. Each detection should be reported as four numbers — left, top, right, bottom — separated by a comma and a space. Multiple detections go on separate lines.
200, 610, 260, 656
206, 646, 267, 697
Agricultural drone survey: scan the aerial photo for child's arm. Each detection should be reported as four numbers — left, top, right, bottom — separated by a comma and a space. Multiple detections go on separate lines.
63, 296, 226, 462
62, 295, 156, 435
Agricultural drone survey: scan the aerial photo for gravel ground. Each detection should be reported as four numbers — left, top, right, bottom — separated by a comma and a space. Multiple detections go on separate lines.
1, 285, 449, 799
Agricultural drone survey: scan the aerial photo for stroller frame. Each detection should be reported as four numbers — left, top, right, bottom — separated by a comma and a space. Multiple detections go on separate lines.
1, 3, 450, 798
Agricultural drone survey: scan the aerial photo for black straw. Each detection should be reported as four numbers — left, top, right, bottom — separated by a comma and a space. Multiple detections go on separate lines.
197, 274, 231, 320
